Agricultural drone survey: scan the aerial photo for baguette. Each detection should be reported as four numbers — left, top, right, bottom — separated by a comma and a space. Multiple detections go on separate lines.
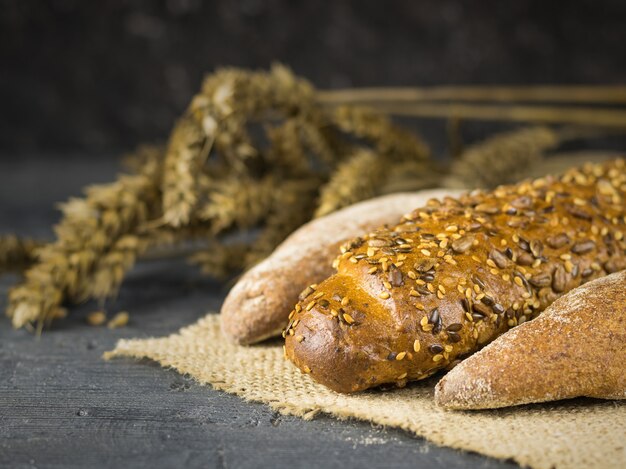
221, 190, 460, 344
284, 159, 626, 393
434, 270, 626, 409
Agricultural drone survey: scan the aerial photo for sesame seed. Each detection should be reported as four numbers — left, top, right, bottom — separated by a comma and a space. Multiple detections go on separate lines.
379, 292, 391, 299
396, 351, 407, 361
343, 313, 355, 324
368, 266, 378, 274
397, 372, 408, 379
421, 249, 431, 256
413, 339, 421, 352
296, 335, 304, 342
341, 297, 350, 306
432, 354, 444, 362
305, 301, 316, 311
313, 292, 324, 299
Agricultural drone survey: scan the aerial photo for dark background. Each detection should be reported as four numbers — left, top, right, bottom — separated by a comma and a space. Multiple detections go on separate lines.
2, 0, 626, 155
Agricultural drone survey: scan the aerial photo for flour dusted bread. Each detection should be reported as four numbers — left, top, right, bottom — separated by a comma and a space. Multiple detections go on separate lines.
221, 190, 460, 344
284, 159, 626, 393
434, 270, 626, 409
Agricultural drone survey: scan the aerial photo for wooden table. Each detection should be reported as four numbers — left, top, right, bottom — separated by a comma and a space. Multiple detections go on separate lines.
0, 155, 516, 468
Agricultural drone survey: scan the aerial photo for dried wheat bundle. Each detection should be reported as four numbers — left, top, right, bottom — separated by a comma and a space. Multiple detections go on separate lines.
5, 67, 623, 331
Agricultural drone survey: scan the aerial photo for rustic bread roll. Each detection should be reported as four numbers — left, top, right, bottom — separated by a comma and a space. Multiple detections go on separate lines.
434, 270, 626, 409
284, 159, 626, 393
221, 190, 460, 344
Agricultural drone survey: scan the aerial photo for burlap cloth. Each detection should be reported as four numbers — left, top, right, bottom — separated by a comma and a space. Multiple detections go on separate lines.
105, 313, 625, 469
105, 154, 626, 466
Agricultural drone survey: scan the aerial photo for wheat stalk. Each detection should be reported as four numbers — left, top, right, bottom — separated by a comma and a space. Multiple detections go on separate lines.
315, 149, 387, 217
334, 102, 626, 128
160, 64, 321, 226
443, 126, 561, 189
7, 155, 162, 328
317, 85, 626, 105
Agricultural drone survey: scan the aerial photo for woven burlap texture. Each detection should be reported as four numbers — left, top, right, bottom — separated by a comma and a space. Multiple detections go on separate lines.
106, 313, 625, 469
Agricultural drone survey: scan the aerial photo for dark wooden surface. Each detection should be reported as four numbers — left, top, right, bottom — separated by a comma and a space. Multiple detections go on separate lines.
0, 155, 518, 468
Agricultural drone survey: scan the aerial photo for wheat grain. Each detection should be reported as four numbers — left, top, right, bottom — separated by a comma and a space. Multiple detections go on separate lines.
443, 126, 561, 189
0, 235, 41, 274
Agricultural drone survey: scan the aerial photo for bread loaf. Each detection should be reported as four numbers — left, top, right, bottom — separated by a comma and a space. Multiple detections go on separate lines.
434, 270, 626, 409
284, 159, 626, 393
221, 190, 460, 344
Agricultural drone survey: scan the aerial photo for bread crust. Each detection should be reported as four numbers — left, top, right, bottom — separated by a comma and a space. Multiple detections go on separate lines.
284, 159, 626, 393
434, 270, 626, 409
220, 190, 460, 344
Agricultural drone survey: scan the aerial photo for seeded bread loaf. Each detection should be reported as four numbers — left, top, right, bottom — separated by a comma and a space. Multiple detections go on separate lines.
284, 159, 626, 393
434, 270, 625, 409
221, 190, 460, 344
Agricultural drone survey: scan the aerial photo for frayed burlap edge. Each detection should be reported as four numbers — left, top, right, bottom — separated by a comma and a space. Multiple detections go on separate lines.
105, 314, 626, 469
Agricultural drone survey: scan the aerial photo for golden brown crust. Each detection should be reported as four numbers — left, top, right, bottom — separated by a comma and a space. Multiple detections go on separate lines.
284, 159, 626, 393
434, 270, 626, 409
220, 190, 460, 344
